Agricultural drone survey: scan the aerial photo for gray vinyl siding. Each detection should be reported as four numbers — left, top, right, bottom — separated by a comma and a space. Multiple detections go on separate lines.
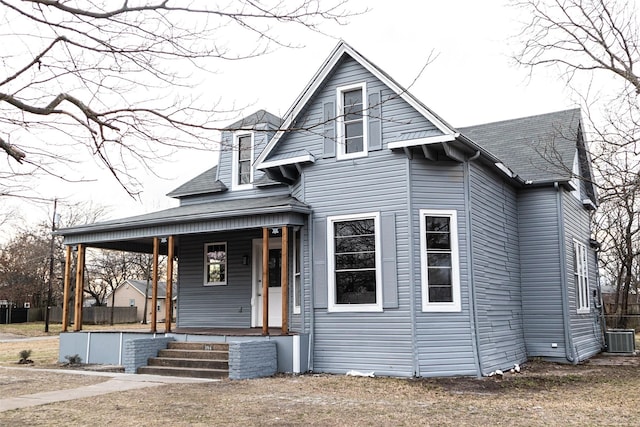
410, 157, 478, 377
266, 55, 440, 162
469, 162, 526, 374
307, 150, 413, 376
518, 187, 567, 358
562, 190, 604, 359
177, 230, 261, 328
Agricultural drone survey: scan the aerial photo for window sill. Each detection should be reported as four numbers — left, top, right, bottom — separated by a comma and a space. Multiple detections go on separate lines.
576, 308, 590, 314
327, 304, 383, 313
204, 282, 227, 287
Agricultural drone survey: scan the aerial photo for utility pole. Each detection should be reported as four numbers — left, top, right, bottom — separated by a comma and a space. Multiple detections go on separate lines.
45, 198, 58, 333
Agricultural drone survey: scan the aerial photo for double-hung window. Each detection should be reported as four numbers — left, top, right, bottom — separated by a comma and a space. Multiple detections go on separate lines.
327, 212, 382, 312
420, 209, 461, 312
204, 242, 227, 286
232, 133, 253, 190
293, 228, 301, 314
336, 83, 368, 160
574, 240, 590, 313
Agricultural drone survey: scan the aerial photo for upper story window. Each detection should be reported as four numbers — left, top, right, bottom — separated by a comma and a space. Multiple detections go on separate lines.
571, 150, 581, 201
336, 83, 368, 160
327, 212, 382, 312
204, 242, 227, 286
420, 209, 461, 312
232, 133, 254, 190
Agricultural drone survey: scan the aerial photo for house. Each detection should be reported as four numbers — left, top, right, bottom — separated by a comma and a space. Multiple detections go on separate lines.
105, 279, 177, 322
55, 41, 603, 378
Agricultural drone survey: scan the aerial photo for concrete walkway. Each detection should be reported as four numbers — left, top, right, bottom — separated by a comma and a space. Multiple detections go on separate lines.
0, 368, 218, 412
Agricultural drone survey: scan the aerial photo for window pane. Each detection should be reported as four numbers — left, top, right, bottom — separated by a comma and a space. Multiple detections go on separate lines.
343, 89, 362, 109
345, 122, 363, 139
335, 235, 375, 253
429, 286, 452, 303
426, 217, 450, 232
426, 233, 450, 249
335, 252, 376, 270
428, 267, 451, 286
239, 136, 251, 160
427, 253, 451, 267
335, 270, 376, 304
335, 219, 375, 236
345, 137, 363, 153
268, 249, 281, 288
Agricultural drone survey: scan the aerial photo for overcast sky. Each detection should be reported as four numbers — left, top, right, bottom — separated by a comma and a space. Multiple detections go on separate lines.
10, 0, 578, 229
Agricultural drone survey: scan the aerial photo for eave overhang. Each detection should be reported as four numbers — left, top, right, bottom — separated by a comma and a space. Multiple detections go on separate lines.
257, 152, 316, 184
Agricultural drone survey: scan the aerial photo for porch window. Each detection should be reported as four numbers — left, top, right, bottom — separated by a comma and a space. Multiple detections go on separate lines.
232, 133, 253, 190
327, 212, 382, 312
574, 240, 590, 314
204, 242, 227, 286
420, 210, 461, 312
336, 83, 368, 160
293, 228, 301, 314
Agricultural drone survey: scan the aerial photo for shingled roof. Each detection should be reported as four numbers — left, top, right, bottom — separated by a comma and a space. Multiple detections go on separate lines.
459, 109, 582, 184
166, 166, 227, 199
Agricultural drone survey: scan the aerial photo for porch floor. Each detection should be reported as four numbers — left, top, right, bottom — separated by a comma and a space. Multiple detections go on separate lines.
172, 327, 293, 336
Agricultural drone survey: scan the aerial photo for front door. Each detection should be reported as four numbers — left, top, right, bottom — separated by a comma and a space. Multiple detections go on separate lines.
252, 238, 282, 327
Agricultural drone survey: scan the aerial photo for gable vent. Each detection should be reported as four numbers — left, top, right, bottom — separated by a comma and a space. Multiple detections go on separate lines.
605, 329, 636, 353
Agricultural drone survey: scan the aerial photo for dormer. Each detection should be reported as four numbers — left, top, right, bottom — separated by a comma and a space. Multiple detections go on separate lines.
219, 110, 283, 191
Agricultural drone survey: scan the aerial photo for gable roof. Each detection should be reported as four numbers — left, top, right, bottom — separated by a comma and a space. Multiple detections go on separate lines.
460, 109, 582, 183
255, 40, 457, 167
225, 109, 283, 130
166, 165, 227, 199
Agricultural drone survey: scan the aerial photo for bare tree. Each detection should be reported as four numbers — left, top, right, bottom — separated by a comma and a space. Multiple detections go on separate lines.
514, 0, 640, 327
0, 1, 357, 199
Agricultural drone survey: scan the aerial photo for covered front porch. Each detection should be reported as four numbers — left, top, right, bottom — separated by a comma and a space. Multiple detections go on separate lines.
55, 195, 311, 377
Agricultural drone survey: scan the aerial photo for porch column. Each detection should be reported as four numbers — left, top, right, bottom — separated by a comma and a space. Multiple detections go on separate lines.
73, 244, 85, 332
281, 226, 289, 335
151, 237, 159, 333
165, 235, 174, 333
61, 245, 72, 332
262, 227, 269, 335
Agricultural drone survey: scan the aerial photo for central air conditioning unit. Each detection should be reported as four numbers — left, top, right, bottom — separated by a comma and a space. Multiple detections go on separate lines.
605, 329, 636, 353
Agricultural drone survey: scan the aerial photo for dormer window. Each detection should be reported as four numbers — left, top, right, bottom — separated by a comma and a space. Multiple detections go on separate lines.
232, 132, 254, 190
571, 149, 581, 201
336, 83, 368, 160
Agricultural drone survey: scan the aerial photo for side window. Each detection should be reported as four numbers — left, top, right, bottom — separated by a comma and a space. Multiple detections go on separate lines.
420, 209, 461, 312
293, 228, 302, 314
327, 212, 382, 312
232, 133, 253, 190
336, 83, 368, 160
571, 150, 581, 201
204, 242, 227, 286
574, 240, 590, 314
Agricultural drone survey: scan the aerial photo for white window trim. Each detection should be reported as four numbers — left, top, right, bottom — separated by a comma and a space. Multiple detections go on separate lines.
571, 150, 581, 201
574, 239, 590, 314
204, 241, 227, 286
293, 228, 301, 314
336, 82, 368, 161
420, 209, 461, 312
327, 212, 382, 313
231, 132, 254, 191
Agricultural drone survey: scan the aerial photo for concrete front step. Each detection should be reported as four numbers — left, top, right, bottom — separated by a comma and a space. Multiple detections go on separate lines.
168, 342, 228, 351
147, 357, 228, 370
137, 365, 228, 379
158, 349, 228, 360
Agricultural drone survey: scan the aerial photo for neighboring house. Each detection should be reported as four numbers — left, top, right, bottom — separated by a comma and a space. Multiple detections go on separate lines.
56, 41, 603, 377
105, 279, 177, 322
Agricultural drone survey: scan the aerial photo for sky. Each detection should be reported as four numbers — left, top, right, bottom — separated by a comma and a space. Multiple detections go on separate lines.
5, 0, 579, 232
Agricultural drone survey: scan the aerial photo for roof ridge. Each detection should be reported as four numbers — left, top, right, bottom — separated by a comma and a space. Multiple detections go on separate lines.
459, 108, 581, 130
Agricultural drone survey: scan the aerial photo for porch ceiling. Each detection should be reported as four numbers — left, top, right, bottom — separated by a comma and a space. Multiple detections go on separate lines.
55, 194, 310, 252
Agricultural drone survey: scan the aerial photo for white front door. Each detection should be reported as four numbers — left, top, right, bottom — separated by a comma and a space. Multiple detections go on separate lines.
252, 238, 282, 327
